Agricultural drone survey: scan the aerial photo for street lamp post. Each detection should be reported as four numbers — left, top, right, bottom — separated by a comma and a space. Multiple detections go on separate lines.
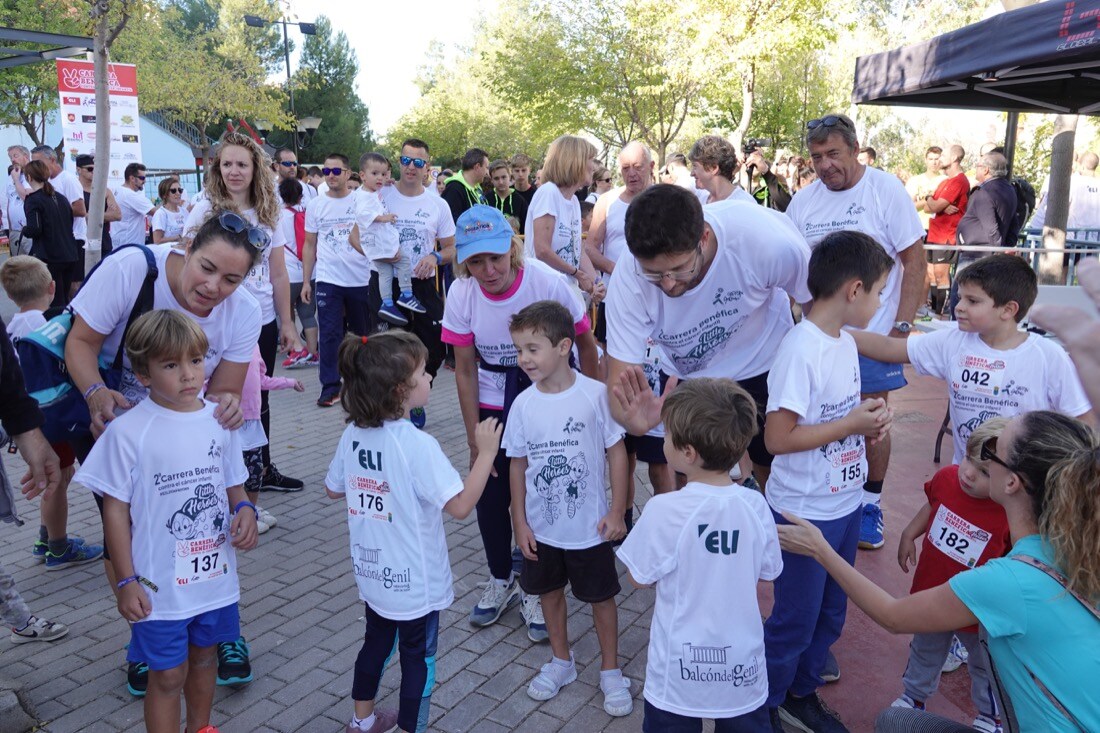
243, 13, 317, 160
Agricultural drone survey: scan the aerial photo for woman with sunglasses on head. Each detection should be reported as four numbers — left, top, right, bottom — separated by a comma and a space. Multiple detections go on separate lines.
64, 211, 265, 697
152, 177, 188, 244
779, 411, 1100, 733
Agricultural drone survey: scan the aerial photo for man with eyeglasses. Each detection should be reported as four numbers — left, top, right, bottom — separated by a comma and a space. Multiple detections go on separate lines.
605, 184, 811, 493
785, 113, 926, 552
113, 163, 155, 246
30, 145, 87, 250
75, 154, 121, 261
273, 148, 315, 205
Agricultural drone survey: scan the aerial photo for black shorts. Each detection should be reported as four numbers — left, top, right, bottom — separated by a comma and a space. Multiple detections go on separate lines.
519, 541, 620, 603
737, 371, 773, 468
594, 302, 607, 344
624, 433, 666, 465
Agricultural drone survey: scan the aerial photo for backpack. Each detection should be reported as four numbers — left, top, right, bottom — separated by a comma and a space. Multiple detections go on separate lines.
15, 244, 158, 443
1011, 177, 1036, 237
286, 205, 306, 260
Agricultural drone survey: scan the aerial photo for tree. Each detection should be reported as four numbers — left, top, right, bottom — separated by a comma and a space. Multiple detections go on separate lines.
291, 16, 372, 162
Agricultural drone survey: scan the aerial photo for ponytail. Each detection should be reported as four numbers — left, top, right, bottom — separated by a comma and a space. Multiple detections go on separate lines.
23, 159, 54, 197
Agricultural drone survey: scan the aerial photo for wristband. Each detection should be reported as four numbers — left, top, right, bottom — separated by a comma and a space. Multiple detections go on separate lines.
432, 251, 443, 264
233, 500, 257, 516
83, 382, 107, 401
117, 575, 139, 590
571, 266, 579, 276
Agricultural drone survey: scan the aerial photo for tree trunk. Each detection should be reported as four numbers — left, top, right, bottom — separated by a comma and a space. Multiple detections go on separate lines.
734, 62, 755, 190
1039, 114, 1077, 284
85, 8, 111, 273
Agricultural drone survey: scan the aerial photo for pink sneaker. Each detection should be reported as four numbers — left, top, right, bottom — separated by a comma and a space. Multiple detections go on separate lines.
281, 349, 310, 369
345, 708, 398, 733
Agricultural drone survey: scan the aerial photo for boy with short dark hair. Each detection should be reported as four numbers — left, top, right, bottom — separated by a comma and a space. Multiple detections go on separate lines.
763, 230, 895, 733
502, 300, 633, 717
853, 253, 1092, 465
616, 378, 782, 731
75, 309, 257, 733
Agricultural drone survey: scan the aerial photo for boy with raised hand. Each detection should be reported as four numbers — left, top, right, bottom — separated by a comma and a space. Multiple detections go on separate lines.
75, 310, 257, 733
852, 254, 1092, 465
502, 300, 633, 717
616, 378, 782, 732
763, 230, 895, 733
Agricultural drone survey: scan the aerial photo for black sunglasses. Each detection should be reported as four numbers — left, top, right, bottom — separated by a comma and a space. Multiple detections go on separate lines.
400, 156, 427, 169
135, 175, 147, 181
980, 438, 1016, 475
80, 166, 94, 172
278, 160, 297, 167
321, 167, 345, 176
599, 177, 612, 183
217, 211, 270, 250
168, 187, 184, 194
806, 115, 851, 131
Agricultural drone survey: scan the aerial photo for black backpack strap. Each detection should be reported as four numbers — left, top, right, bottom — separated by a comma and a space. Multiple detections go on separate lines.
100, 244, 159, 372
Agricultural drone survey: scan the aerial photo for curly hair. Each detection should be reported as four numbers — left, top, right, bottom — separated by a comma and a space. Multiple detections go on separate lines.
337, 332, 428, 428
688, 135, 739, 181
203, 132, 280, 229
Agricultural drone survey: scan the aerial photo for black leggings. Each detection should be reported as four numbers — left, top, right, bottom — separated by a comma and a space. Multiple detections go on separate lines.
474, 408, 513, 580
258, 319, 278, 469
353, 604, 438, 733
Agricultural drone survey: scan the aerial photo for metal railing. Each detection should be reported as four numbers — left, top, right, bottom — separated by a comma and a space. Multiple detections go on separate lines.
925, 236, 1100, 286
143, 110, 217, 151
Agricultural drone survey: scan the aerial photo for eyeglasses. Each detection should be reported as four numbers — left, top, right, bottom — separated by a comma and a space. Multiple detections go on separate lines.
168, 187, 184, 194
217, 211, 270, 250
321, 167, 344, 176
400, 156, 428, 169
980, 438, 1017, 476
135, 175, 146, 181
635, 245, 702, 283
278, 160, 297, 167
806, 115, 851, 131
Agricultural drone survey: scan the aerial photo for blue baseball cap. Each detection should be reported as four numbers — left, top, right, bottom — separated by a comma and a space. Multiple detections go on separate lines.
455, 205, 514, 263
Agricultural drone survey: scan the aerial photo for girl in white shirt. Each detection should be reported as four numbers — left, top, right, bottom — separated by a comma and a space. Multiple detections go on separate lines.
325, 330, 501, 733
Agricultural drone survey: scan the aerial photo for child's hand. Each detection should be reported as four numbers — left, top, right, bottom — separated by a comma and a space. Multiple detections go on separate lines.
293, 380, 305, 392
845, 398, 889, 438
867, 407, 894, 446
514, 522, 538, 561
231, 508, 258, 550
898, 535, 918, 574
377, 213, 397, 224
474, 417, 503, 456
118, 582, 152, 622
598, 512, 627, 542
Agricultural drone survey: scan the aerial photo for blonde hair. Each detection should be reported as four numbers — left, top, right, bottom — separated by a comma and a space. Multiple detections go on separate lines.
124, 310, 209, 377
452, 235, 525, 278
0, 255, 52, 306
542, 135, 597, 189
965, 416, 1010, 463
203, 132, 280, 229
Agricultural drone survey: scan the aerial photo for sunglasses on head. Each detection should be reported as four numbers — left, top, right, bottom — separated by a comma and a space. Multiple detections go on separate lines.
400, 156, 428, 169
217, 211, 270, 250
806, 115, 851, 131
278, 160, 297, 167
321, 167, 344, 176
169, 187, 184, 194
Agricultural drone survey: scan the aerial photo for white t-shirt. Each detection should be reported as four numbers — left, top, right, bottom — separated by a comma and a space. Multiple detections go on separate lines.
6, 173, 27, 231
113, 186, 154, 245
74, 399, 247, 621
1031, 175, 1100, 237
615, 482, 781, 718
907, 327, 1092, 464
304, 191, 371, 288
674, 170, 710, 205
184, 200, 283, 323
359, 189, 401, 261
639, 339, 667, 439
325, 419, 464, 621
503, 374, 625, 549
68, 244, 261, 406
380, 186, 455, 274
524, 182, 583, 272
275, 176, 315, 206
441, 261, 589, 410
51, 170, 85, 242
766, 320, 866, 521
277, 206, 303, 283
606, 199, 811, 380
6, 310, 46, 342
150, 205, 186, 242
786, 167, 925, 336
600, 191, 629, 285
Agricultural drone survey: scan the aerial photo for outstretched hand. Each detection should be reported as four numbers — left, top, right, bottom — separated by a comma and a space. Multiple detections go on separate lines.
610, 366, 678, 436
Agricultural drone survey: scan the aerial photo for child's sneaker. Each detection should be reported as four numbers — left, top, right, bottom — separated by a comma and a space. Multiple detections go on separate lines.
891, 694, 925, 710
396, 293, 427, 314
526, 656, 577, 701
378, 303, 408, 326
469, 576, 519, 627
520, 593, 548, 643
942, 635, 968, 672
10, 615, 69, 644
345, 708, 398, 733
303, 352, 319, 367
858, 503, 885, 550
196, 727, 221, 733
410, 407, 426, 430
779, 691, 850, 733
45, 538, 104, 570
255, 515, 271, 535
600, 671, 633, 716
972, 714, 1002, 733
281, 348, 310, 369
821, 649, 841, 683
216, 636, 253, 686
257, 506, 278, 530
127, 661, 149, 697
31, 539, 48, 561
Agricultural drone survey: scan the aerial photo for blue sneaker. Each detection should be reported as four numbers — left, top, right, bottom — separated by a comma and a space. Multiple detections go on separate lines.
127, 661, 149, 697
216, 636, 253, 686
469, 576, 520, 627
32, 539, 48, 561
521, 593, 549, 643
397, 293, 427, 314
378, 302, 409, 326
859, 502, 885, 550
410, 407, 426, 430
45, 538, 104, 570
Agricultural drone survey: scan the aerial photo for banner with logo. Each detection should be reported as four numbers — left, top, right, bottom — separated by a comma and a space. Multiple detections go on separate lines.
56, 60, 141, 188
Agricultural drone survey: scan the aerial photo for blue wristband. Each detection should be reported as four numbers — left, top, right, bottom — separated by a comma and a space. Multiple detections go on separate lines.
432, 251, 443, 264
233, 501, 257, 516
117, 575, 139, 590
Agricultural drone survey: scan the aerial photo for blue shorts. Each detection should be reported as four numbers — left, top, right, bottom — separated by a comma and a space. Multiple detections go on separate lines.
858, 354, 907, 394
128, 602, 241, 671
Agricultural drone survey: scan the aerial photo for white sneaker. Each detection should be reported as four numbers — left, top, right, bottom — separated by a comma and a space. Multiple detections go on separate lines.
891, 694, 923, 710
520, 593, 549, 643
255, 516, 271, 535
942, 635, 968, 673
257, 506, 278, 529
469, 576, 519, 627
972, 714, 1002, 733
527, 656, 577, 701
601, 672, 633, 716
10, 616, 69, 644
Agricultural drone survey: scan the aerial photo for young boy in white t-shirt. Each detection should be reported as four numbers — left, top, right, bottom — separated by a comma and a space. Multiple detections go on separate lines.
763, 230, 895, 733
616, 378, 782, 731
74, 309, 257, 733
502, 300, 633, 717
0, 255, 52, 342
853, 254, 1093, 464
358, 152, 422, 326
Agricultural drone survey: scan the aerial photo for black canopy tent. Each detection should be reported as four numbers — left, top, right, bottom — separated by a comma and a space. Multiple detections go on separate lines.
852, 0, 1100, 115
0, 27, 91, 70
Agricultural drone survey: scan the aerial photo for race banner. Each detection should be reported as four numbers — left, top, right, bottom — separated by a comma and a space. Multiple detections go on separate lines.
56, 60, 141, 188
